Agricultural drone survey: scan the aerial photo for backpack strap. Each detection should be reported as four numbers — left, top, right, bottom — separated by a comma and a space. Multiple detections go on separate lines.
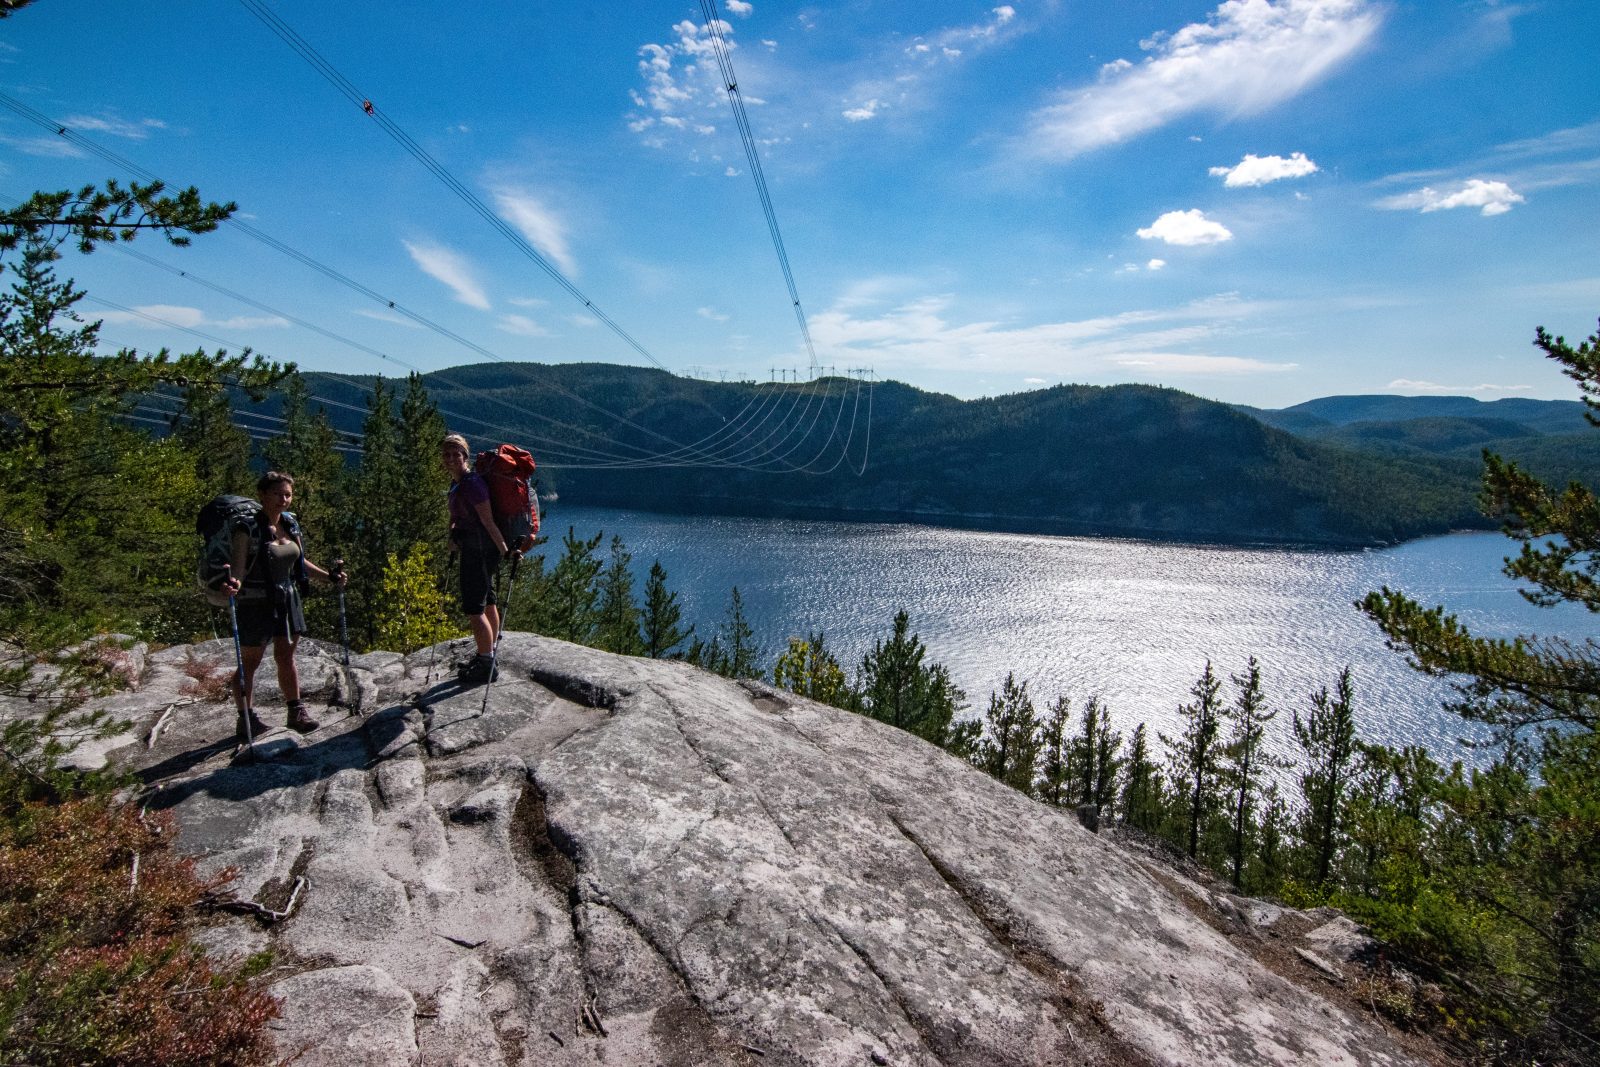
281, 511, 310, 587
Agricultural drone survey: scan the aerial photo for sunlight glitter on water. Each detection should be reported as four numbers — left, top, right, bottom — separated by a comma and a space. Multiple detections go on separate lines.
549, 507, 1593, 768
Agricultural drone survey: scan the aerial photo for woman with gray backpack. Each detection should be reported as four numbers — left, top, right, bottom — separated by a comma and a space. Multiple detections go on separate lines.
215, 471, 347, 740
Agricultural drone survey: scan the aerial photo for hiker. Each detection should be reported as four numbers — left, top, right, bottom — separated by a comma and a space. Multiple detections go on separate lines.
441, 433, 515, 684
221, 471, 346, 738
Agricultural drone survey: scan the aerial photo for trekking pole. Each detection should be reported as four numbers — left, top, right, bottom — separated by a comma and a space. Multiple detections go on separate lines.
478, 552, 520, 717
223, 566, 257, 760
332, 558, 350, 667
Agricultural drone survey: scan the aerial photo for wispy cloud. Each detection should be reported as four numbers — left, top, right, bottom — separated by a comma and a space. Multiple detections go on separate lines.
96, 304, 289, 331
493, 188, 577, 276
0, 134, 83, 158
1376, 178, 1525, 216
1387, 378, 1531, 394
353, 307, 424, 329
63, 114, 166, 140
842, 99, 883, 122
1023, 0, 1380, 161
1210, 151, 1319, 187
809, 286, 1289, 381
402, 239, 491, 310
496, 313, 549, 337
1114, 353, 1296, 375
697, 306, 731, 321
1137, 209, 1234, 245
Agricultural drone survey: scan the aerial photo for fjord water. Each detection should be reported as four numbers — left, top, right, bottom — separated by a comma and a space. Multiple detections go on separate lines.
550, 506, 1592, 765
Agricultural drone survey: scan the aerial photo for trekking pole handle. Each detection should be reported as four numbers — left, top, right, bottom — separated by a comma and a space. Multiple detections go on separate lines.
331, 558, 346, 580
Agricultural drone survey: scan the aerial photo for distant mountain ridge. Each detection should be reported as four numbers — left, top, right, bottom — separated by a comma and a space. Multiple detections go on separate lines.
1240, 394, 1588, 434
1236, 394, 1598, 491
294, 364, 1500, 547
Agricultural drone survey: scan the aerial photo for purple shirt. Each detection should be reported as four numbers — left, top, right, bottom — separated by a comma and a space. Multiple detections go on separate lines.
448, 471, 490, 541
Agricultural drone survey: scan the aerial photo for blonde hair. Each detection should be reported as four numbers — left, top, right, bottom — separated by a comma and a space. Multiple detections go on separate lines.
441, 433, 470, 458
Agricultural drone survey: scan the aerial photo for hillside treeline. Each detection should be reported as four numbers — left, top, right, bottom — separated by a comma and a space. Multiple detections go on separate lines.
295, 364, 1492, 547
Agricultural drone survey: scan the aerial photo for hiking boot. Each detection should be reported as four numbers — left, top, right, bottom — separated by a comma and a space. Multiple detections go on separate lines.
458, 655, 498, 687
236, 709, 269, 743
286, 700, 321, 734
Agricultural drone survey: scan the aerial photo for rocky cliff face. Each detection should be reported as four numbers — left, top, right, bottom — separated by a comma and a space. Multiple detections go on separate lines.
84, 635, 1421, 1067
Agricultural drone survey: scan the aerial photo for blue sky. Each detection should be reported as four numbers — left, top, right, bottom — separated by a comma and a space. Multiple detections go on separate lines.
1, 0, 1596, 407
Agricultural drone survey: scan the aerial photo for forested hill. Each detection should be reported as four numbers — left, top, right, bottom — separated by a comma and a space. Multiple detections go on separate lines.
297, 363, 1487, 546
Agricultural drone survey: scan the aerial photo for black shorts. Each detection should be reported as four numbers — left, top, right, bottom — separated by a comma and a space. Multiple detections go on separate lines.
234, 590, 306, 647
458, 537, 501, 616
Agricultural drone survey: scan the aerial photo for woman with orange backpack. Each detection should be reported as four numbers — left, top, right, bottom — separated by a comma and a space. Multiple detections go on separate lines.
440, 434, 516, 685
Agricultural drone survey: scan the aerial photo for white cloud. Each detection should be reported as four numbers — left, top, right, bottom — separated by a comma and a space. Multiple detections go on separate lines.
570, 314, 599, 328
809, 286, 1288, 380
1025, 0, 1380, 160
1114, 353, 1295, 374
725, 165, 739, 176
353, 307, 424, 329
493, 189, 578, 275
992, 6, 1016, 25
843, 99, 883, 122
95, 304, 289, 331
1147, 258, 1168, 270
1387, 379, 1532, 394
0, 134, 83, 157
1210, 151, 1319, 187
726, 0, 753, 15
629, 19, 733, 143
1024, 376, 1048, 385
1137, 209, 1234, 245
697, 306, 731, 321
496, 314, 549, 337
63, 114, 166, 140
1376, 178, 1526, 216
402, 239, 491, 310
507, 296, 547, 308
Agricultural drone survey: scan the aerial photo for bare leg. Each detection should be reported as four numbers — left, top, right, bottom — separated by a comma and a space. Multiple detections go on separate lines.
272, 634, 301, 704
235, 643, 268, 715
469, 612, 494, 656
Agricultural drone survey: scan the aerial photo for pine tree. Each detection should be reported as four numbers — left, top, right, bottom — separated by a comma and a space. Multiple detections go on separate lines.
855, 610, 968, 748
546, 527, 604, 644
1036, 696, 1072, 806
1253, 781, 1289, 895
594, 536, 642, 655
713, 587, 762, 679
1120, 723, 1164, 833
1069, 695, 1122, 811
973, 673, 1042, 794
395, 373, 449, 553
1220, 657, 1289, 890
640, 559, 691, 658
347, 377, 407, 647
172, 379, 252, 495
1091, 701, 1124, 814
1161, 661, 1227, 860
1293, 666, 1359, 890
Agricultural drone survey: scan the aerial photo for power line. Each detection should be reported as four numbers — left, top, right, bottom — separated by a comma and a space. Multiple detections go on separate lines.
697, 0, 818, 377
0, 92, 873, 474
235, 0, 669, 373
105, 246, 692, 468
0, 96, 744, 467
